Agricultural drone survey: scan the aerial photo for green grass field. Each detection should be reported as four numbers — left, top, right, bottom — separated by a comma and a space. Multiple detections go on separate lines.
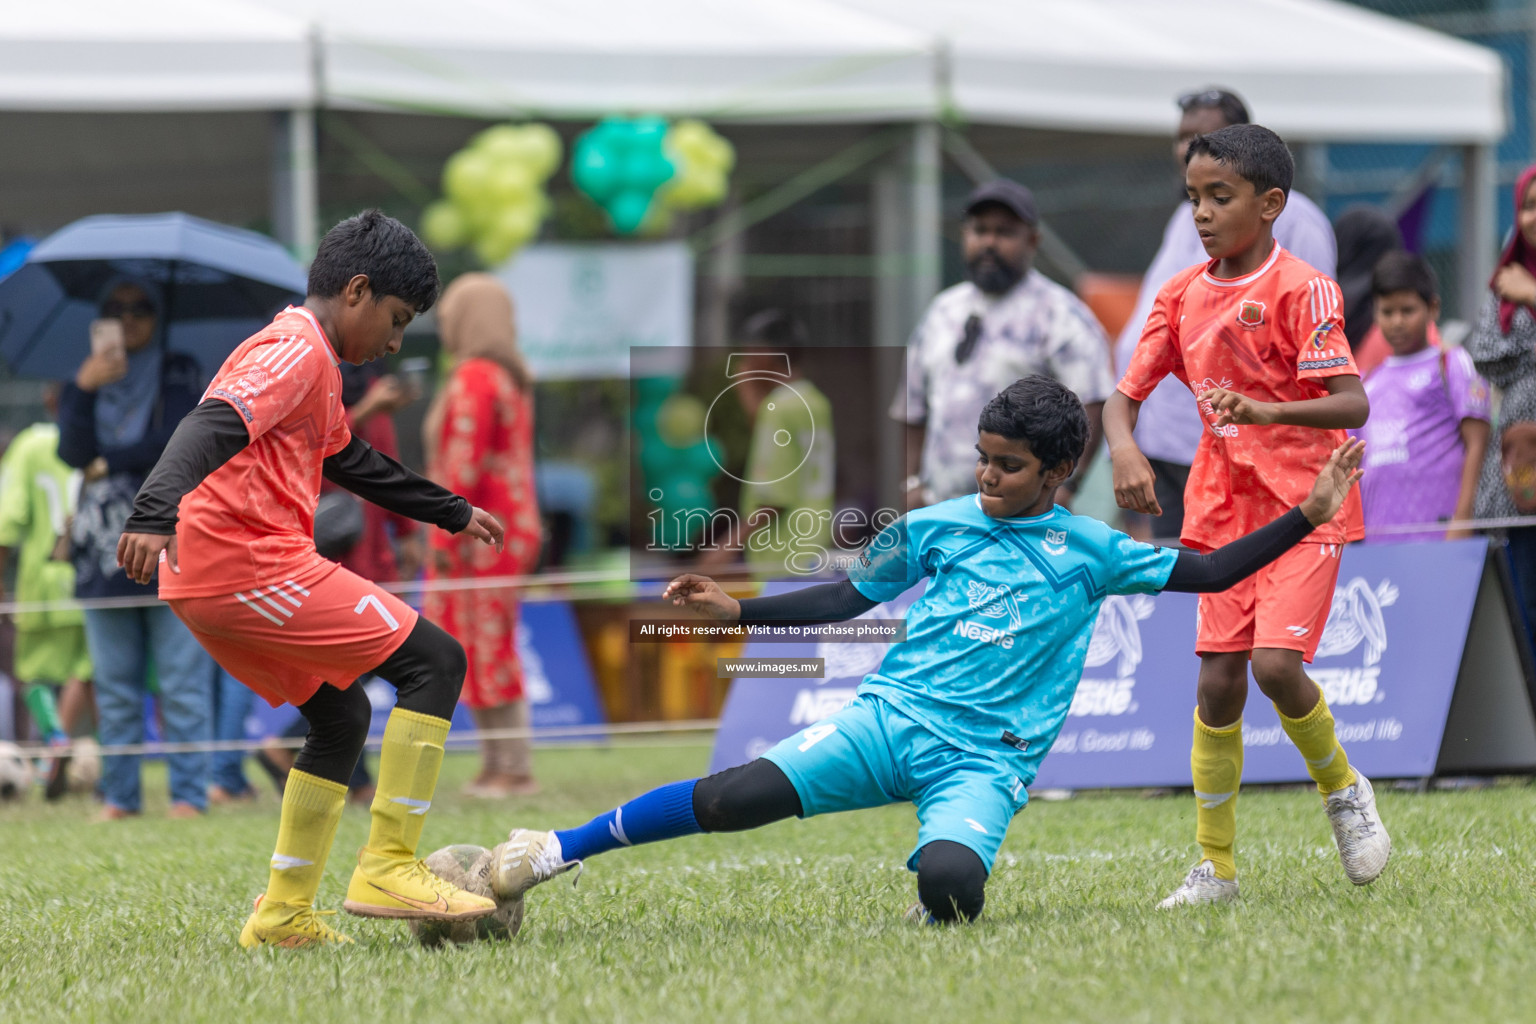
3, 741, 1535, 1024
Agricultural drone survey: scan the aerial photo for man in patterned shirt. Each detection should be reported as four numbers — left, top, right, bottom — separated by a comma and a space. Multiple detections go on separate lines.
894, 180, 1115, 508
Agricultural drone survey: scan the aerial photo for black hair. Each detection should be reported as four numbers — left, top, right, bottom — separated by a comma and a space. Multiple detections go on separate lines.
1371, 250, 1438, 305
308, 209, 440, 313
1185, 123, 1293, 198
977, 375, 1088, 471
739, 308, 809, 347
1178, 87, 1250, 127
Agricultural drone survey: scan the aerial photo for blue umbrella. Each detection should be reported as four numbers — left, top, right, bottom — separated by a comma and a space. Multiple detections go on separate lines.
0, 212, 306, 380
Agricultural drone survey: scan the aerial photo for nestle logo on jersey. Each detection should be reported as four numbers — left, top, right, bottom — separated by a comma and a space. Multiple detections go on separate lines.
952, 620, 1015, 648
1236, 299, 1265, 329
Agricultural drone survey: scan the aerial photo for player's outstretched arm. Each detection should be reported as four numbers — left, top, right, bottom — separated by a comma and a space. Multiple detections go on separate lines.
320, 435, 482, 537
663, 574, 741, 622
118, 399, 254, 584
663, 573, 879, 625
1161, 438, 1364, 594
1105, 390, 1161, 515
1201, 373, 1370, 430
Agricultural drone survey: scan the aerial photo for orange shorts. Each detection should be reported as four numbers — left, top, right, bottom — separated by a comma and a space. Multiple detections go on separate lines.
1195, 541, 1343, 662
167, 562, 419, 708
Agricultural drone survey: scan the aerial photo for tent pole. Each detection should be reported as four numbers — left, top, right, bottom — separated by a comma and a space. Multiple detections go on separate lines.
911, 120, 942, 317
1459, 143, 1495, 321
272, 108, 319, 263
871, 121, 942, 510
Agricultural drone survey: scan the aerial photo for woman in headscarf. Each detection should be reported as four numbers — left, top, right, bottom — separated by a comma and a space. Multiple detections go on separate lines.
422, 273, 542, 798
57, 278, 215, 819
1469, 164, 1536, 647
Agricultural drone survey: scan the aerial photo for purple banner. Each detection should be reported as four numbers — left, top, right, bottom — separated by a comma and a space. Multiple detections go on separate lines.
710, 539, 1489, 785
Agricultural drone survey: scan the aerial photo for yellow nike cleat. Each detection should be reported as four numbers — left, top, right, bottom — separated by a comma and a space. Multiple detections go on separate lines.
238, 895, 354, 949
343, 848, 498, 921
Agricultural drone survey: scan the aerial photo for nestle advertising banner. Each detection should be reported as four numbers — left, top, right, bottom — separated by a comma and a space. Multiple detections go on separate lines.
711, 539, 1488, 785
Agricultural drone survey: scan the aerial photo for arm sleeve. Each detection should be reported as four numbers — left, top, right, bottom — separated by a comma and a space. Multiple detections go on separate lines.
1162, 506, 1315, 593
55, 385, 99, 469
322, 436, 473, 533
736, 579, 878, 624
847, 515, 926, 603
0, 442, 28, 546
1117, 283, 1184, 401
1447, 347, 1492, 423
1292, 276, 1361, 381
122, 400, 251, 535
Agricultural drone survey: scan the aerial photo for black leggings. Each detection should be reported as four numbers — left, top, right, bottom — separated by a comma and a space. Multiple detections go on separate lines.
291, 616, 467, 786
690, 759, 988, 922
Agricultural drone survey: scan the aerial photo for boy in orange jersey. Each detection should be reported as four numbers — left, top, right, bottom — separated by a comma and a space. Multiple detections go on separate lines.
1104, 124, 1390, 907
117, 211, 506, 947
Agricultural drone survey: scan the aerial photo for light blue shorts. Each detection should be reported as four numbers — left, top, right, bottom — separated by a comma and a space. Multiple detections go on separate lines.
762, 693, 1028, 873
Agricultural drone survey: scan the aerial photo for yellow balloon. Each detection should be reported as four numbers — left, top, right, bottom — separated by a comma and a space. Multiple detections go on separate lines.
443, 149, 496, 205
519, 124, 564, 180
420, 200, 470, 249
472, 124, 527, 163
473, 232, 517, 268
492, 204, 541, 245
485, 161, 538, 206
656, 394, 706, 447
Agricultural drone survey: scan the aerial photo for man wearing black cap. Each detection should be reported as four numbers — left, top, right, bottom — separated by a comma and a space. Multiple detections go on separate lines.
1112, 87, 1336, 540
893, 179, 1114, 508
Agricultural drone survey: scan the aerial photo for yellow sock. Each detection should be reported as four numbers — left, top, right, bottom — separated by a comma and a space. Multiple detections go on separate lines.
1278, 689, 1356, 795
364, 707, 450, 864
1191, 709, 1243, 881
263, 769, 347, 908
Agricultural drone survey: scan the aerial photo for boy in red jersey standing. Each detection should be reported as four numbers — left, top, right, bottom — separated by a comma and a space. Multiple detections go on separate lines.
117, 210, 506, 947
1105, 125, 1390, 907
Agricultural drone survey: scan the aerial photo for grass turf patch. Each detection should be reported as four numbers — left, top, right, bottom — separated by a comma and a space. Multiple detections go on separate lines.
2, 743, 1534, 1023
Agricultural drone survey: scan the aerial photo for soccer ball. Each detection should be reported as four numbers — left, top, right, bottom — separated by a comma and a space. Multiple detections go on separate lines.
0, 741, 35, 802
66, 736, 102, 793
408, 844, 525, 947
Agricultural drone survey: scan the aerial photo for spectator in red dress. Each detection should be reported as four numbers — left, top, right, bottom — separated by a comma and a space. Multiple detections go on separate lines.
422, 273, 542, 798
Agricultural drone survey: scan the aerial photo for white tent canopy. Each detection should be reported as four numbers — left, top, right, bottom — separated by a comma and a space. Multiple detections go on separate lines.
844, 0, 1506, 143
3, 0, 1505, 141
0, 0, 1507, 312
0, 0, 312, 110
258, 0, 935, 122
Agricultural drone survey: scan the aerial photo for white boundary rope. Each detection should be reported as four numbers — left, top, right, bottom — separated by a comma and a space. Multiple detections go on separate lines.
0, 519, 1527, 617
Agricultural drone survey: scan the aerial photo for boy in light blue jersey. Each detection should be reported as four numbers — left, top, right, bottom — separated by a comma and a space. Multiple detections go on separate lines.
493, 376, 1364, 924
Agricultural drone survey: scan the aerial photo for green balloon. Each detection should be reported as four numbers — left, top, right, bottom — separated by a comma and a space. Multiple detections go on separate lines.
572, 140, 620, 202
607, 190, 652, 235
572, 118, 678, 234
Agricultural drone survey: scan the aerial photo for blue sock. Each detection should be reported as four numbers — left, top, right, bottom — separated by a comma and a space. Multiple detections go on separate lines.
554, 779, 702, 862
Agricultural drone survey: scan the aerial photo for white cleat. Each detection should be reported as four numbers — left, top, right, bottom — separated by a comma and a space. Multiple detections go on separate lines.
491, 829, 581, 901
1157, 860, 1239, 909
1325, 771, 1391, 885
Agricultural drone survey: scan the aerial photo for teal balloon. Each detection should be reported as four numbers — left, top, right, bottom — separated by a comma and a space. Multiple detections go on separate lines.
607, 190, 654, 235
572, 143, 620, 202
650, 474, 712, 519
571, 117, 677, 235
634, 376, 679, 408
